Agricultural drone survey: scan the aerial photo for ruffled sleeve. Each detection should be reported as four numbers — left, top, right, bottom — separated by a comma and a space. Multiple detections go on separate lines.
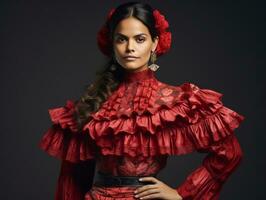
175, 83, 245, 200
38, 100, 97, 200
176, 82, 245, 150
38, 100, 96, 163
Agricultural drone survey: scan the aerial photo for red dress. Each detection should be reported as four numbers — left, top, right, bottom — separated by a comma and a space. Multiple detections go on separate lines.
39, 68, 245, 200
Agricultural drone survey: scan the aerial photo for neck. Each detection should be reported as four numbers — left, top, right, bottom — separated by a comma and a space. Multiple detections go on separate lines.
122, 68, 155, 83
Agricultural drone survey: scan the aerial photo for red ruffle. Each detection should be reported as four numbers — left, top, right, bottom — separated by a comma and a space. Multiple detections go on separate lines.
83, 82, 245, 157
48, 100, 79, 132
38, 100, 96, 163
39, 81, 245, 159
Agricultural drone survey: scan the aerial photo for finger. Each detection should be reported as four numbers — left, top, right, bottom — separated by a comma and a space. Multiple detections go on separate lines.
137, 192, 161, 199
134, 185, 158, 194
139, 177, 158, 184
135, 188, 160, 198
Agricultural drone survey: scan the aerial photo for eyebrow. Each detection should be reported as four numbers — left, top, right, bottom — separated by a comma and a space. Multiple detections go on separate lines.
114, 33, 148, 38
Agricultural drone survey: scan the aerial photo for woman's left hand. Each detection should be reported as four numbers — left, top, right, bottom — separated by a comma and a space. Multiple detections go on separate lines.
134, 176, 183, 200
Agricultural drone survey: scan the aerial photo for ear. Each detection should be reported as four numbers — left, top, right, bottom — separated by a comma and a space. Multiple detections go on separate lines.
151, 36, 159, 52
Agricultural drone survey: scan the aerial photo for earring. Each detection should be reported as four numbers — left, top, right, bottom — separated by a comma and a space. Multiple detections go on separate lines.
148, 51, 160, 71
110, 64, 117, 71
110, 55, 118, 71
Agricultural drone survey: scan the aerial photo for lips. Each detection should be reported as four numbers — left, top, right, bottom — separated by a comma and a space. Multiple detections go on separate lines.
123, 56, 138, 59
123, 56, 139, 61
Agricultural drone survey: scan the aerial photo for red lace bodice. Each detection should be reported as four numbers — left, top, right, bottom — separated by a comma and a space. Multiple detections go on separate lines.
39, 67, 245, 200
96, 154, 168, 176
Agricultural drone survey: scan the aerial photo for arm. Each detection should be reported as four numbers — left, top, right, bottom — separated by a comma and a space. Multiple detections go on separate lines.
55, 159, 96, 200
176, 134, 243, 200
38, 100, 97, 200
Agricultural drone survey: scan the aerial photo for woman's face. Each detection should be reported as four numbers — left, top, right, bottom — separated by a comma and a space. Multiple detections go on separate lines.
112, 17, 159, 72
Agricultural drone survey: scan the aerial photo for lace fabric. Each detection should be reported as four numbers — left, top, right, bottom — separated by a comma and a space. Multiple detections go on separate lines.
95, 154, 168, 176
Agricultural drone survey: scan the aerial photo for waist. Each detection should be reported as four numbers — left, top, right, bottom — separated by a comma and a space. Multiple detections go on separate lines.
93, 171, 158, 187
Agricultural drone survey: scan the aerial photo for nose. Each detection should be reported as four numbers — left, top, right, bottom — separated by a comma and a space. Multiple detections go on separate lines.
126, 39, 135, 52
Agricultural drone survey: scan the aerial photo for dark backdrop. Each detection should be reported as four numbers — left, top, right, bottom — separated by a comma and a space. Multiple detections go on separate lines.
1, 0, 264, 199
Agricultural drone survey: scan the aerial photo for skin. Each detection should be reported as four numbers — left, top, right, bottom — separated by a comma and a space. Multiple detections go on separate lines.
112, 16, 158, 72
112, 17, 183, 200
134, 177, 183, 200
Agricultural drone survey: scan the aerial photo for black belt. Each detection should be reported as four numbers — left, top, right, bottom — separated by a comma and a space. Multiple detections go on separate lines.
93, 171, 158, 187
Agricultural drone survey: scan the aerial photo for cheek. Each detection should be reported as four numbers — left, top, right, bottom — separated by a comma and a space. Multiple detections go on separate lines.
113, 45, 123, 56
138, 42, 151, 52
137, 44, 152, 60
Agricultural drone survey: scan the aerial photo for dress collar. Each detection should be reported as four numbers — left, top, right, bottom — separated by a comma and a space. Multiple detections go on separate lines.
122, 68, 155, 83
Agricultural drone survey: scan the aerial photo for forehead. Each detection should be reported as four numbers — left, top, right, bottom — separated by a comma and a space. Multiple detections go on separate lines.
114, 17, 150, 36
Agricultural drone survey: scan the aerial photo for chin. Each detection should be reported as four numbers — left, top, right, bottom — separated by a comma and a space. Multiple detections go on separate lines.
125, 66, 139, 70
121, 64, 139, 70
121, 63, 147, 71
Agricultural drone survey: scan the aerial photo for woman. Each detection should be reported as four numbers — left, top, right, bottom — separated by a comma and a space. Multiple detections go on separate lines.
39, 2, 245, 200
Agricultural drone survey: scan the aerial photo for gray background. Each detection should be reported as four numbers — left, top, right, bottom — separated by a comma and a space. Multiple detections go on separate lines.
1, 0, 264, 199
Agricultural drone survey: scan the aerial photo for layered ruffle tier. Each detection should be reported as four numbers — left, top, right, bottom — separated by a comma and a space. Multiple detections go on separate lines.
39, 81, 244, 162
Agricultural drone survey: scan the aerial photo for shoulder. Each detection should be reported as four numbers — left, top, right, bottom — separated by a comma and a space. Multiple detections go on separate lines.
157, 80, 204, 94
155, 80, 223, 106
160, 80, 220, 94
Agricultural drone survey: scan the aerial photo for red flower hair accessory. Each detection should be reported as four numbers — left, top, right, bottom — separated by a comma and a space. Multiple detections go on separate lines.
97, 8, 172, 57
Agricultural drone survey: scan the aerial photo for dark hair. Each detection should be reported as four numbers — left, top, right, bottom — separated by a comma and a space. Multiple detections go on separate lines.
74, 1, 159, 131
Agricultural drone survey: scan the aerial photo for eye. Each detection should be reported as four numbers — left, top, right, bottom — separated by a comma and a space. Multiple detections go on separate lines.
116, 37, 126, 43
136, 37, 146, 43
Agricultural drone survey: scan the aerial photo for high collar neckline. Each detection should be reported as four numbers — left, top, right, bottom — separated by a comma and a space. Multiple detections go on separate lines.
122, 68, 155, 83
